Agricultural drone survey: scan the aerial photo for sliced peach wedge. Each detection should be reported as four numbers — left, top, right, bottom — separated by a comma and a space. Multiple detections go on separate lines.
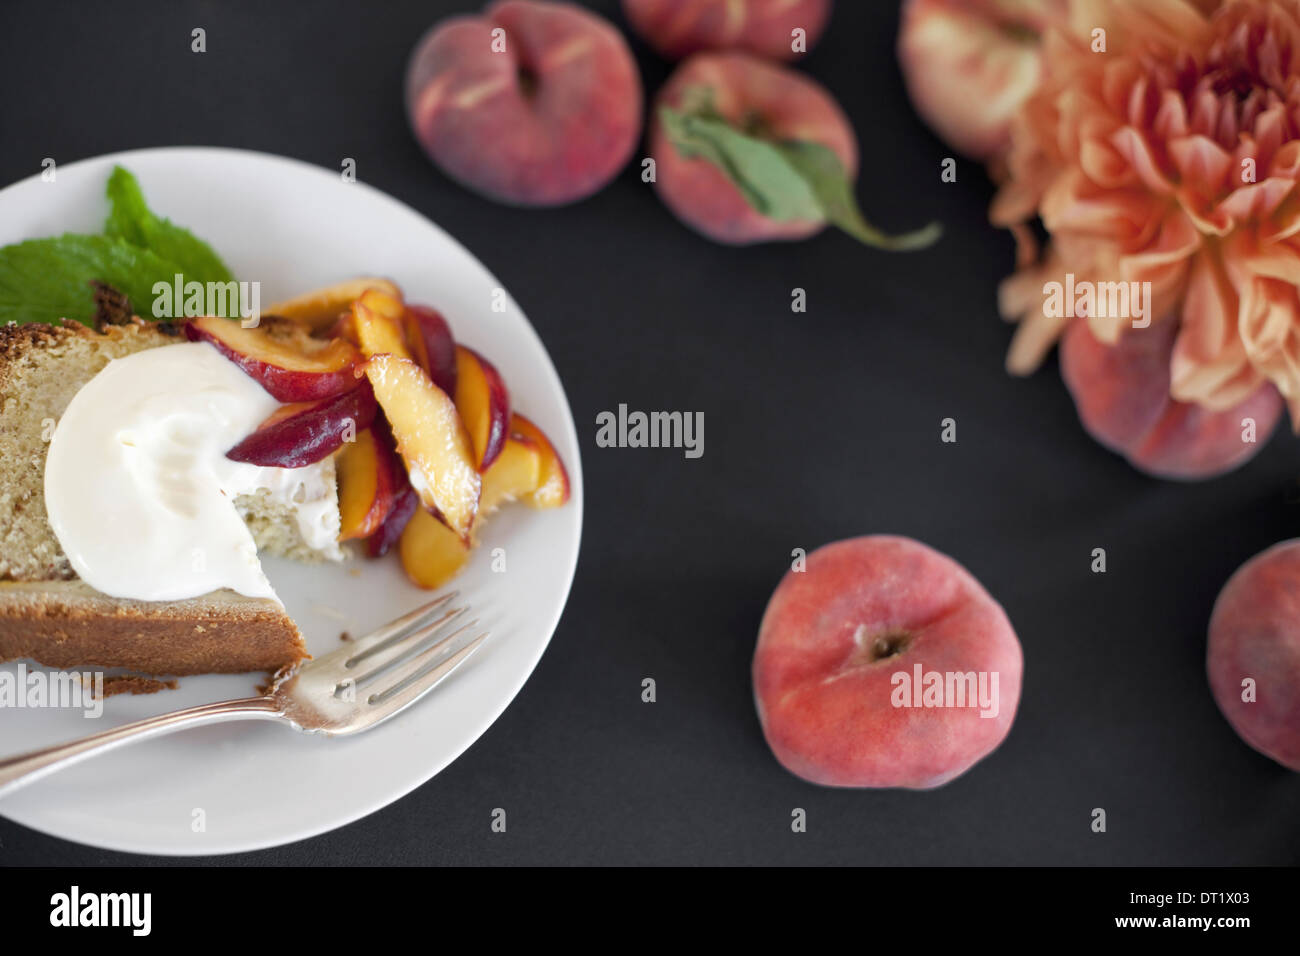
186, 315, 363, 402
336, 424, 403, 541
266, 277, 402, 332
400, 424, 563, 589
405, 305, 458, 396
352, 287, 413, 362
479, 430, 542, 516
226, 380, 378, 468
368, 484, 418, 558
454, 345, 510, 472
399, 507, 472, 589
509, 413, 570, 508
362, 354, 481, 540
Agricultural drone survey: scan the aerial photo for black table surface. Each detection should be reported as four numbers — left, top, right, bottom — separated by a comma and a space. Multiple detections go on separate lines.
1, 0, 1298, 866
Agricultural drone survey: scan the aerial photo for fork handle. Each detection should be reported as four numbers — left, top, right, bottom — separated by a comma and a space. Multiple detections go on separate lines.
0, 696, 281, 799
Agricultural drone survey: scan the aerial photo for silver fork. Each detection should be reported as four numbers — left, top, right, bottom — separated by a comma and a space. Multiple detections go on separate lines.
0, 592, 486, 799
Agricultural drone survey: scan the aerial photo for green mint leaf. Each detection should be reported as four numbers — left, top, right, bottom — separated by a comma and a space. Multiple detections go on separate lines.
659, 100, 941, 251
0, 234, 193, 326
104, 165, 234, 283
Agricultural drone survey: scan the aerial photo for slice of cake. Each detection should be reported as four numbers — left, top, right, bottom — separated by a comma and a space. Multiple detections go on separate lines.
0, 319, 343, 676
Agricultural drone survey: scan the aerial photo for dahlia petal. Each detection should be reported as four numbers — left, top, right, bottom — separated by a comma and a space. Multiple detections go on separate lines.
990, 176, 1046, 227
1042, 169, 1162, 240
1080, 137, 1135, 188
1239, 276, 1295, 357
1006, 310, 1072, 376
1215, 99, 1239, 146
1101, 58, 1144, 118
1236, 276, 1300, 411
1117, 210, 1198, 322
1009, 222, 1039, 270
999, 254, 1074, 375
1169, 135, 1233, 193
1177, 196, 1235, 236
1119, 208, 1201, 272
1152, 89, 1189, 142
1252, 104, 1288, 163
1170, 255, 1260, 409
1188, 89, 1222, 139
1111, 126, 1175, 194
1264, 193, 1300, 242
1269, 140, 1300, 178
1239, 236, 1300, 284
997, 263, 1049, 323
1215, 178, 1297, 224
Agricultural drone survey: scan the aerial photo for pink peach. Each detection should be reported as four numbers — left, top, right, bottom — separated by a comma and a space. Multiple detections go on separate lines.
1208, 540, 1300, 771
649, 51, 857, 243
405, 0, 643, 206
753, 535, 1023, 789
897, 0, 1062, 160
622, 0, 832, 62
1060, 318, 1283, 481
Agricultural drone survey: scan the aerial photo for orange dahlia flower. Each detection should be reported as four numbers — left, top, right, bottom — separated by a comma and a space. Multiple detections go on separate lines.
995, 0, 1300, 424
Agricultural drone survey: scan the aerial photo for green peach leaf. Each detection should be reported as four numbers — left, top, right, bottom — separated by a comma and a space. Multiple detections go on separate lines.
774, 140, 942, 252
660, 96, 941, 252
659, 106, 823, 222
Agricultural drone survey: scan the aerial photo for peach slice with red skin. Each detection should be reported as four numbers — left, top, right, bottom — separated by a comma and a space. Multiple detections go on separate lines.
352, 289, 413, 362
185, 315, 363, 402
326, 311, 360, 347
405, 305, 458, 396
368, 483, 419, 558
454, 345, 510, 472
336, 425, 404, 541
508, 413, 569, 508
225, 381, 378, 468
266, 278, 402, 332
362, 354, 481, 540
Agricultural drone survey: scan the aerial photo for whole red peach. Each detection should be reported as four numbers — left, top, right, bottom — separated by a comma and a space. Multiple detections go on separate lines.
897, 0, 1064, 160
623, 0, 832, 61
753, 536, 1023, 789
1059, 319, 1283, 481
405, 0, 643, 206
1208, 540, 1300, 771
649, 51, 857, 243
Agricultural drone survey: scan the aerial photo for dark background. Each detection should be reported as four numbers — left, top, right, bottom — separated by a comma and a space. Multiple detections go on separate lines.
1, 0, 1298, 866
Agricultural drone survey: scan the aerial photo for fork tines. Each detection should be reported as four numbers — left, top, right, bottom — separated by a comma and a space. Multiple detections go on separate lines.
334, 592, 488, 708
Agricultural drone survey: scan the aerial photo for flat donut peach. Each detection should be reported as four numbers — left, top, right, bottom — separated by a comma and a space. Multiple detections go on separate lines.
753, 535, 1022, 789
405, 0, 643, 206
1060, 319, 1282, 481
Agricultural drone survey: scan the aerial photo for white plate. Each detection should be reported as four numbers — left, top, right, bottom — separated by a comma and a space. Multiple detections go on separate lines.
0, 148, 583, 855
